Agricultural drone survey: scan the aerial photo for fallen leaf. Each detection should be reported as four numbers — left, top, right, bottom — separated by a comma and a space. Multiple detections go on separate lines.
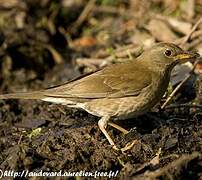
131, 30, 155, 47
15, 119, 47, 129
167, 17, 192, 35
195, 63, 202, 74
171, 62, 193, 86
73, 36, 97, 47
180, 0, 195, 20
147, 19, 178, 42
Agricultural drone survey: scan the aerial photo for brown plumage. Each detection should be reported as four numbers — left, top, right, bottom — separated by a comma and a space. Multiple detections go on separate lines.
0, 43, 199, 150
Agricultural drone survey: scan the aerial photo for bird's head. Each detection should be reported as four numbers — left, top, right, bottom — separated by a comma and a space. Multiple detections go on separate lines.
141, 43, 200, 70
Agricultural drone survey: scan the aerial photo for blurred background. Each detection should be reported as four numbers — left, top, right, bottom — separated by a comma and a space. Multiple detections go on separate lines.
0, 0, 202, 179
0, 0, 202, 89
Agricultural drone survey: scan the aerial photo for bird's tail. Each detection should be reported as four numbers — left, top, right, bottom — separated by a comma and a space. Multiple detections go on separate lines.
0, 91, 76, 105
0, 91, 45, 100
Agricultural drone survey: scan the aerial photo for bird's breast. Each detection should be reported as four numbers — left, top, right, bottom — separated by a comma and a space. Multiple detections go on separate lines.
147, 70, 170, 107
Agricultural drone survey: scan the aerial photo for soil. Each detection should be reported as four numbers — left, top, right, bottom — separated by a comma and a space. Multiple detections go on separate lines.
0, 1, 202, 179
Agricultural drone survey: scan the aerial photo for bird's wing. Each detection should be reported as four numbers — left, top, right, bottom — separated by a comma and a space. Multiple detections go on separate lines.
44, 62, 152, 99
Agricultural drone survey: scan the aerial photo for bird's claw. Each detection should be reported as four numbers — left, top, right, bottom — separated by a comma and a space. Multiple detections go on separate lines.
112, 139, 139, 152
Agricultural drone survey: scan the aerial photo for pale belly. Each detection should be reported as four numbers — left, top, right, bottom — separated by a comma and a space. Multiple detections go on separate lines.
79, 94, 158, 120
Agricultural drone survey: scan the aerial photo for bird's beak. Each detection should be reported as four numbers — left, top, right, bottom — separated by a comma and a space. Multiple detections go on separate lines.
174, 51, 200, 63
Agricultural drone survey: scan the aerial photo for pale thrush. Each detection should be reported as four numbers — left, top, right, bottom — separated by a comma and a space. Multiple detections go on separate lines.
0, 43, 199, 149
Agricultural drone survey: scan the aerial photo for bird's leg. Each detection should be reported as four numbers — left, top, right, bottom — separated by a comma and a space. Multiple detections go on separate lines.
98, 116, 118, 150
98, 117, 139, 151
108, 122, 129, 135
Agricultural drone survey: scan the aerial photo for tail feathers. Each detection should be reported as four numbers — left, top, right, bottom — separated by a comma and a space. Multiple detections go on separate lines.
0, 91, 77, 106
0, 91, 45, 100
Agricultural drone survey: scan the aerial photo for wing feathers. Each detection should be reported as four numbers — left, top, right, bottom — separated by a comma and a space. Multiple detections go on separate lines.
44, 61, 152, 99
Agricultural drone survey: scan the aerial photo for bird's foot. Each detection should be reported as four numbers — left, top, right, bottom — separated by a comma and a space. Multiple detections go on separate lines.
112, 145, 120, 151
121, 139, 139, 152
112, 139, 139, 152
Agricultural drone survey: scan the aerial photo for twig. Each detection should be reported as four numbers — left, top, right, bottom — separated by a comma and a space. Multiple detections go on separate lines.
94, 5, 128, 16
180, 17, 202, 47
144, 152, 201, 179
161, 59, 199, 109
190, 29, 202, 39
165, 104, 202, 110
70, 0, 96, 34
184, 36, 202, 50
76, 45, 143, 68
131, 148, 161, 175
174, 29, 202, 46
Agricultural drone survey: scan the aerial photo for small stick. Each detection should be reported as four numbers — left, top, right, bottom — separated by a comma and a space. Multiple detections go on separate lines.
161, 60, 199, 109
76, 45, 143, 68
190, 29, 202, 39
165, 104, 202, 110
70, 0, 96, 33
180, 17, 202, 46
94, 5, 127, 16
184, 36, 202, 50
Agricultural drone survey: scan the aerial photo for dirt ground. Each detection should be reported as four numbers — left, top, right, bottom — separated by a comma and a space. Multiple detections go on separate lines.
0, 0, 202, 179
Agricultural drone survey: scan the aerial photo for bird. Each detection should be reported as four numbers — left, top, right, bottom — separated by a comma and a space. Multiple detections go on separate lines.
0, 43, 199, 150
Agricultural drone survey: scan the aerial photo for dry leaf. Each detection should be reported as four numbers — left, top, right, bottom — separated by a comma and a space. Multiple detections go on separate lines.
147, 19, 178, 42
195, 63, 202, 74
131, 30, 155, 47
180, 0, 195, 20
73, 36, 97, 47
171, 62, 193, 86
0, 0, 20, 9
167, 17, 192, 35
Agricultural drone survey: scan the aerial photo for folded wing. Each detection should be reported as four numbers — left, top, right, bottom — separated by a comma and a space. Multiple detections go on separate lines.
44, 61, 152, 99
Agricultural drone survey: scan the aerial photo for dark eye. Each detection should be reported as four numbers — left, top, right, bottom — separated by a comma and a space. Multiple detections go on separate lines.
164, 49, 172, 56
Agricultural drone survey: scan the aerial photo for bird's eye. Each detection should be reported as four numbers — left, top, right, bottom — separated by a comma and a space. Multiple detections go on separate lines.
164, 49, 172, 56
